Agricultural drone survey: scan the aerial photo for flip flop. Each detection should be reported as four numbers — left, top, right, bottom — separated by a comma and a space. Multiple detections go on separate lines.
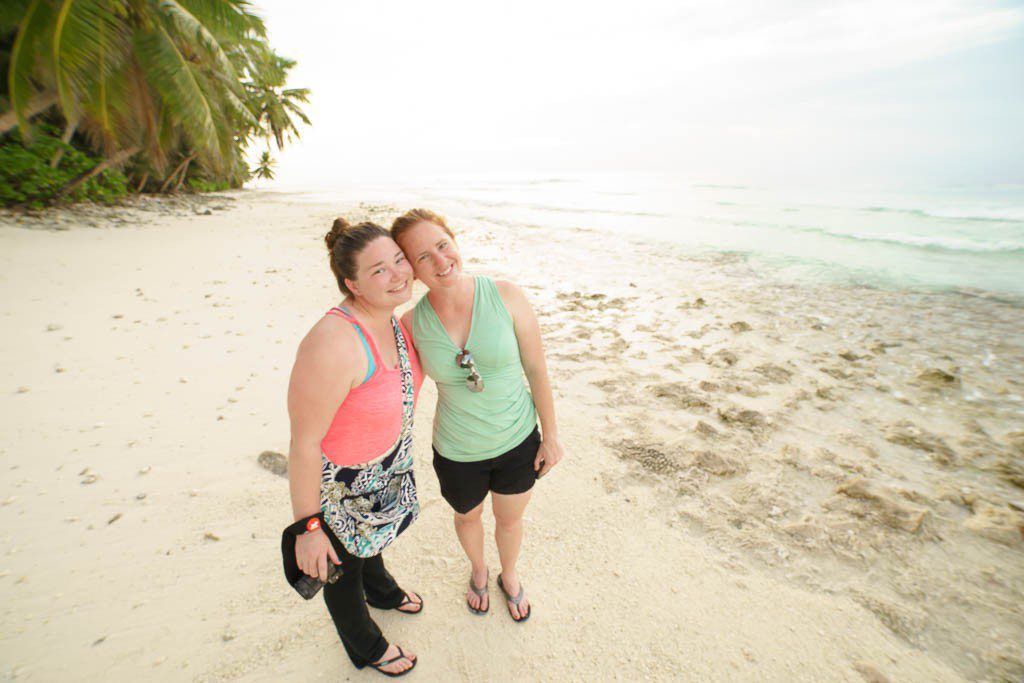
496, 573, 531, 623
467, 570, 489, 615
369, 646, 417, 678
394, 591, 423, 614
369, 591, 423, 615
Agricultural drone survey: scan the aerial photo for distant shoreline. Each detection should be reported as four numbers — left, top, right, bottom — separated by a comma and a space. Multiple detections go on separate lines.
7, 186, 1023, 308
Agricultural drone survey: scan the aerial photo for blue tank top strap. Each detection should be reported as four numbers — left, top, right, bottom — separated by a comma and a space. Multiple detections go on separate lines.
331, 306, 375, 384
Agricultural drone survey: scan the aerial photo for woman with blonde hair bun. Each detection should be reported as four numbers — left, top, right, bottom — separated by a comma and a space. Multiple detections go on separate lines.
286, 217, 424, 677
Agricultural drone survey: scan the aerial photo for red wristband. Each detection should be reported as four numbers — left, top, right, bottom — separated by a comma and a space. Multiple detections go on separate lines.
305, 517, 321, 533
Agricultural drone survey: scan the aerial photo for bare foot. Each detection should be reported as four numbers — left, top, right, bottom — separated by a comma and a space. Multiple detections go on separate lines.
467, 567, 489, 612
373, 644, 416, 675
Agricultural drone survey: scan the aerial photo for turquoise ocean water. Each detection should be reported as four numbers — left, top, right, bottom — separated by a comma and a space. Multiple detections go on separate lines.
275, 174, 1024, 301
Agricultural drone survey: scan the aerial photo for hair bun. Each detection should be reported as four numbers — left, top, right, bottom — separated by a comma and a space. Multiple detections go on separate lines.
325, 217, 351, 251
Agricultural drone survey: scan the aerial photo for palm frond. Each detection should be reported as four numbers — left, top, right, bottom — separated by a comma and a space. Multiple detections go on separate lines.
281, 87, 309, 101
174, 0, 264, 41
7, 0, 54, 137
282, 99, 310, 127
157, 0, 241, 92
133, 23, 219, 163
0, 0, 35, 33
53, 0, 131, 125
80, 52, 141, 155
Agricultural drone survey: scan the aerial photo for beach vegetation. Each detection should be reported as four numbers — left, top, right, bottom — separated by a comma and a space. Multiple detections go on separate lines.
0, 122, 127, 208
0, 0, 308, 207
186, 176, 233, 193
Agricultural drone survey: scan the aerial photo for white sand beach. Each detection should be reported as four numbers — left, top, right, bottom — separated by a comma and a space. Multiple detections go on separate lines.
1, 191, 1021, 682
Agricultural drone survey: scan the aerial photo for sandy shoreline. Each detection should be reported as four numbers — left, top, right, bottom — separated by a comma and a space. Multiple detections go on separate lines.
1, 190, 1021, 681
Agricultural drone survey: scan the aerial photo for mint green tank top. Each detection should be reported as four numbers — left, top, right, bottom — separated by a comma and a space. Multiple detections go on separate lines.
412, 276, 537, 462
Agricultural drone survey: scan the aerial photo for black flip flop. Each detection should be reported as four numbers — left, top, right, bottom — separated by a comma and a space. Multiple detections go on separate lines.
369, 646, 417, 678
369, 591, 423, 615
497, 573, 531, 623
467, 570, 489, 615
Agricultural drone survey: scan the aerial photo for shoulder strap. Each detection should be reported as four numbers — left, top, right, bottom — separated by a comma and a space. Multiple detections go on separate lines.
391, 316, 416, 433
411, 294, 443, 344
326, 307, 376, 383
476, 275, 494, 300
475, 276, 513, 325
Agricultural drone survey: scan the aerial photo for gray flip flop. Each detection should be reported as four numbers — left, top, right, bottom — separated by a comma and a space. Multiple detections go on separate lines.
497, 573, 531, 623
467, 570, 489, 615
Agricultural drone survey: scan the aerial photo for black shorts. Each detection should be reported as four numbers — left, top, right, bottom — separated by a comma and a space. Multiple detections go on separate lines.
432, 427, 541, 514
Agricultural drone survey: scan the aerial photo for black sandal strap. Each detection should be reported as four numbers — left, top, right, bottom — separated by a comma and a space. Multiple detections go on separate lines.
398, 592, 422, 611
374, 646, 412, 668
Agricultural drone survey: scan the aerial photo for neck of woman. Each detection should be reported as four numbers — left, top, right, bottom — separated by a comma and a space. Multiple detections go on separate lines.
428, 274, 473, 309
343, 296, 393, 326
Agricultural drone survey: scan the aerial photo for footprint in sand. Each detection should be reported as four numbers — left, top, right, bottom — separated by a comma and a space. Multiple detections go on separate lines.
753, 364, 793, 384
647, 383, 712, 411
815, 386, 839, 401
695, 421, 719, 438
914, 368, 960, 390
690, 450, 746, 476
963, 502, 1024, 546
676, 348, 703, 364
707, 349, 738, 367
828, 477, 929, 533
884, 422, 957, 466
717, 407, 768, 433
819, 366, 852, 380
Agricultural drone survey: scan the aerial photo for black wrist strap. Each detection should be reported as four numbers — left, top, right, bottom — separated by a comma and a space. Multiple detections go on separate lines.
281, 512, 336, 599
285, 512, 325, 537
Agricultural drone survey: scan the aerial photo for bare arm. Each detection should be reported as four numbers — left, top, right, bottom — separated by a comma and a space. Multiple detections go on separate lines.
498, 280, 564, 476
286, 320, 358, 577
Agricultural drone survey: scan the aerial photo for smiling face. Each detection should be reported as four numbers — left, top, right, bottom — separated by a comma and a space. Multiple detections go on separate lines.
394, 221, 463, 291
344, 236, 414, 307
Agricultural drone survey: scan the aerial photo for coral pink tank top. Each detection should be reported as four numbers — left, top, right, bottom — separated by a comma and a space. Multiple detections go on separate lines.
320, 307, 423, 466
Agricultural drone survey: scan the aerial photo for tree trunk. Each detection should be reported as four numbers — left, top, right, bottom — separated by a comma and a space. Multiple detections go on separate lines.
0, 92, 59, 135
58, 146, 141, 197
135, 173, 149, 193
159, 154, 195, 193
49, 121, 79, 168
174, 158, 192, 191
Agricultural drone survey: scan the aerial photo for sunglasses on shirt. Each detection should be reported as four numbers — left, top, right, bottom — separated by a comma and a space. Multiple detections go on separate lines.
456, 349, 485, 392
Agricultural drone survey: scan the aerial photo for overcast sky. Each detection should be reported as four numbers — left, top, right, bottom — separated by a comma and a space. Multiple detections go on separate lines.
251, 0, 1024, 188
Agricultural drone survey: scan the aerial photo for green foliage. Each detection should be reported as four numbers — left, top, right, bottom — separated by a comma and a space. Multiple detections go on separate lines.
186, 177, 231, 193
0, 126, 127, 208
2, 1, 309, 203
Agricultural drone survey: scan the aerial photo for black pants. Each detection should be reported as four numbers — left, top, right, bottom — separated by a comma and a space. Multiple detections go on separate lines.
322, 532, 405, 668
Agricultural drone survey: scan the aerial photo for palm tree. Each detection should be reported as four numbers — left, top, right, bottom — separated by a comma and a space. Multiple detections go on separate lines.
252, 149, 274, 181
243, 45, 311, 150
2, 0, 293, 192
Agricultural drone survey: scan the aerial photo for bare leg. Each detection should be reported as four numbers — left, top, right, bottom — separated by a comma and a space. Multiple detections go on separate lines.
492, 489, 532, 619
453, 500, 488, 611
